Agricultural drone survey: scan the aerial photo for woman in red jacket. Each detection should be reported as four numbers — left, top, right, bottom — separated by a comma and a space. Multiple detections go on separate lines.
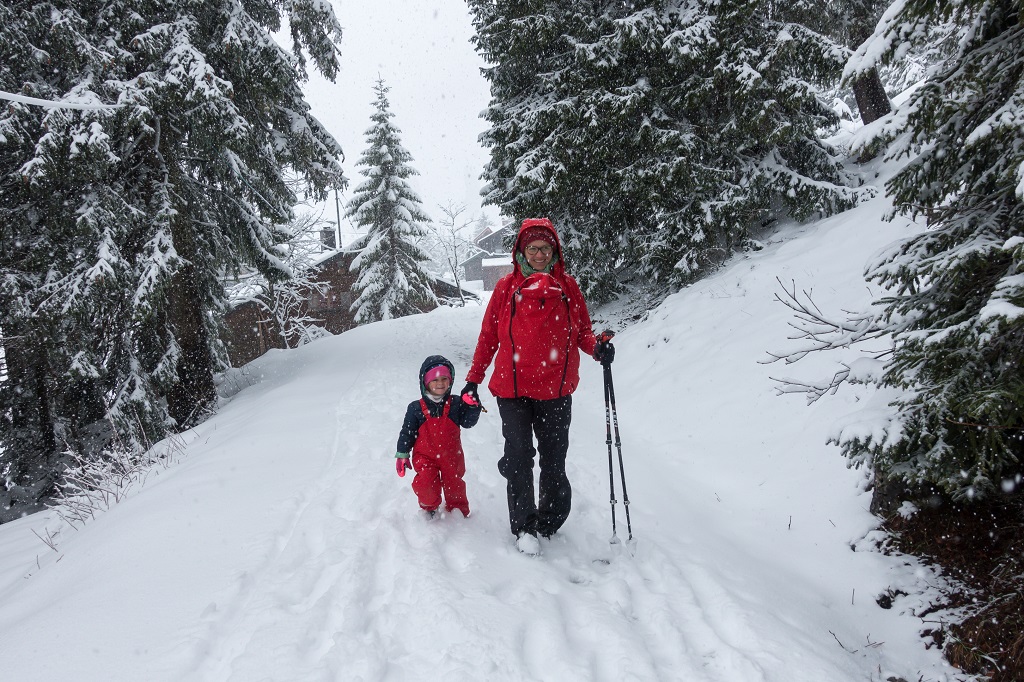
461, 218, 614, 555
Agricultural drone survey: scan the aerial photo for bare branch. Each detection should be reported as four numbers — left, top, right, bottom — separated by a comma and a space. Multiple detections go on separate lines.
31, 528, 60, 553
769, 367, 851, 404
829, 630, 858, 653
763, 278, 894, 403
761, 277, 889, 365
421, 200, 487, 306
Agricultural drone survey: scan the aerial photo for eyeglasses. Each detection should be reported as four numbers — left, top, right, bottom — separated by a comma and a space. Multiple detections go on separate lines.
525, 245, 553, 255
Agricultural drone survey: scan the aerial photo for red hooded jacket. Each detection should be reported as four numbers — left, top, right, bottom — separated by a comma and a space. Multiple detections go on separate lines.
467, 218, 598, 400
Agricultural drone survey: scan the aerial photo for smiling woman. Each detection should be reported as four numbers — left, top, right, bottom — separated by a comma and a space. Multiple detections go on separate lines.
462, 217, 613, 555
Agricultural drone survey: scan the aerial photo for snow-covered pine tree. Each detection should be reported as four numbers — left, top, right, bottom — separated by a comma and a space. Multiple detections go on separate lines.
841, 0, 1024, 498
0, 0, 346, 518
0, 3, 122, 517
652, 0, 863, 282
468, 0, 862, 301
345, 79, 436, 323
467, 1, 696, 299
119, 0, 346, 429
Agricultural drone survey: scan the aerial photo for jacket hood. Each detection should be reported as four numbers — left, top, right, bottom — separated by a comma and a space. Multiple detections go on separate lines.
418, 355, 455, 399
513, 218, 566, 278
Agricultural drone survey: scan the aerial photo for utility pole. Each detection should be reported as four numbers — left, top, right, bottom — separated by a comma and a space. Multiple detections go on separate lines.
334, 186, 343, 250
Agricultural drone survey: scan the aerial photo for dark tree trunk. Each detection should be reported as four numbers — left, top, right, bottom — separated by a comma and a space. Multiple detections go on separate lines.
1, 332, 58, 516
5, 336, 56, 460
852, 66, 892, 125
32, 344, 55, 455
166, 220, 215, 429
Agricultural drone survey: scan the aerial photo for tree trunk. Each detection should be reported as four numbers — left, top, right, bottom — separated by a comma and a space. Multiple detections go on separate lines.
1, 331, 57, 513
166, 219, 215, 429
852, 66, 892, 125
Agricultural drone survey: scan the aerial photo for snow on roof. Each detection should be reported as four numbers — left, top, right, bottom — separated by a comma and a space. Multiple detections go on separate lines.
474, 221, 515, 243
482, 257, 511, 267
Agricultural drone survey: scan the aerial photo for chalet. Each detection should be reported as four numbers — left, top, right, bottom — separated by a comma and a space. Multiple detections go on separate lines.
222, 249, 476, 367
481, 256, 513, 290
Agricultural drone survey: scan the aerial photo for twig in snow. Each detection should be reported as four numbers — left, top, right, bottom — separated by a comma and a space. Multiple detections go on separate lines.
829, 630, 858, 653
31, 528, 59, 553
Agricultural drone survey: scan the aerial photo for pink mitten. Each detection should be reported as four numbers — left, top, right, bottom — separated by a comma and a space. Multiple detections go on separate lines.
396, 457, 412, 477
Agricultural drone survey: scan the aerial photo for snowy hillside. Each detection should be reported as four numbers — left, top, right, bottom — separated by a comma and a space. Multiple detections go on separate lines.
0, 189, 962, 681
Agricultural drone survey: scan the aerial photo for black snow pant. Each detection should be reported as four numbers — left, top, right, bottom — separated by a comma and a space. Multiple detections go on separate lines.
496, 395, 572, 537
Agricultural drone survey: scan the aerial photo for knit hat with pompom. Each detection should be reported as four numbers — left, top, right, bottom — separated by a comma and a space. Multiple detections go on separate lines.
520, 226, 557, 252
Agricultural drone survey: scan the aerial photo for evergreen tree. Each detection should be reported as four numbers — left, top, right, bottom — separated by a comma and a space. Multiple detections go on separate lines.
1, 2, 123, 516
0, 0, 345, 519
345, 79, 436, 323
840, 0, 1024, 497
468, 0, 862, 301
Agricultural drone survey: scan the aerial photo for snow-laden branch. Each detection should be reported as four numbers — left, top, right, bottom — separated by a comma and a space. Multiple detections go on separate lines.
0, 89, 122, 110
762, 278, 892, 403
762, 277, 890, 363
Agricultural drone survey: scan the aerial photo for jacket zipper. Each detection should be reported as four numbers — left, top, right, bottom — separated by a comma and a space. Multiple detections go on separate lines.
558, 292, 572, 397
509, 290, 519, 397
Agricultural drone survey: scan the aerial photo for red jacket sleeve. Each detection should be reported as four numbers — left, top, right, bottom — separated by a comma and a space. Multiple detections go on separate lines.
564, 275, 598, 357
466, 276, 509, 384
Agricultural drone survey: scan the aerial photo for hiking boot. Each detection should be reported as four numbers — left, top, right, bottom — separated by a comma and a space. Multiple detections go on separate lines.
515, 531, 541, 556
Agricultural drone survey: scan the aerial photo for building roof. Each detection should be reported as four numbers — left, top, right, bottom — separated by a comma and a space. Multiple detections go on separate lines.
474, 220, 516, 244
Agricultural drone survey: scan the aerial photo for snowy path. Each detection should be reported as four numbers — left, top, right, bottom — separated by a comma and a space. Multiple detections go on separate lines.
0, 202, 958, 681
170, 314, 818, 682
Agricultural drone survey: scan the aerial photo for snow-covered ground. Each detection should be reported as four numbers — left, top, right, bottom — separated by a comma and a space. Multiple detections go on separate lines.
0, 184, 963, 681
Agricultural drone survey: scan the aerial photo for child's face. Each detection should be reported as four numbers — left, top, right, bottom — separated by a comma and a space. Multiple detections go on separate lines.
427, 376, 451, 396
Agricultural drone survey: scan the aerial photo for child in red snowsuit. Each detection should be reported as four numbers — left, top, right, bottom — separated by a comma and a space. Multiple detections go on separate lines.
395, 355, 481, 517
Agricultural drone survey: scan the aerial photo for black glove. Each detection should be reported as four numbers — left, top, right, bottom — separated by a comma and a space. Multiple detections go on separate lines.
594, 341, 615, 365
461, 382, 480, 403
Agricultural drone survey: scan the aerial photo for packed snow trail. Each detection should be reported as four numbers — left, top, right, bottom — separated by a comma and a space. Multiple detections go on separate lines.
161, 314, 855, 682
0, 193, 958, 681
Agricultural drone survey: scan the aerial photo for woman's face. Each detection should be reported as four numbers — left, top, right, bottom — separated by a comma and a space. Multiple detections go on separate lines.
524, 239, 554, 271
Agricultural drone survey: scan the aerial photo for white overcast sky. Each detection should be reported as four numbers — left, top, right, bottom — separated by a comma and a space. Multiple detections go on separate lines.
295, 0, 501, 243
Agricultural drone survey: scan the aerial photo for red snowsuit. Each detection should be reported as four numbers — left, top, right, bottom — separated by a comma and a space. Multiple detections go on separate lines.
410, 398, 469, 516
467, 219, 598, 398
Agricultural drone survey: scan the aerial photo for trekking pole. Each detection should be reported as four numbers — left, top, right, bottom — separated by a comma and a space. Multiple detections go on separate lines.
603, 362, 619, 542
604, 361, 633, 542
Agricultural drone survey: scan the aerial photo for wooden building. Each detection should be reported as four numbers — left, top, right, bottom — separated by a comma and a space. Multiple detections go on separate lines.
222, 250, 476, 367
462, 222, 515, 290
